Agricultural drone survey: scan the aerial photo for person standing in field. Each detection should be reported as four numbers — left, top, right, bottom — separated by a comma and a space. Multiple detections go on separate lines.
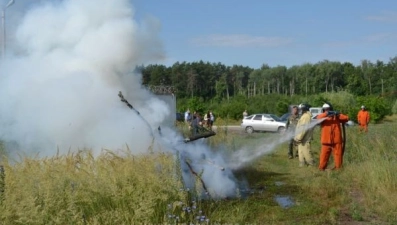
184, 109, 190, 123
203, 112, 209, 127
209, 111, 215, 130
294, 103, 315, 167
357, 105, 370, 133
317, 102, 349, 171
286, 106, 300, 159
243, 110, 248, 118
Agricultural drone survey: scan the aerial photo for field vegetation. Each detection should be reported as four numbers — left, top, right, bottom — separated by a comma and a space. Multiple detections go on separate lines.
0, 114, 396, 224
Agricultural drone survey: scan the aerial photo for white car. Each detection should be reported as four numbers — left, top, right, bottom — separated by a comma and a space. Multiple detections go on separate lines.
309, 107, 322, 119
241, 114, 286, 133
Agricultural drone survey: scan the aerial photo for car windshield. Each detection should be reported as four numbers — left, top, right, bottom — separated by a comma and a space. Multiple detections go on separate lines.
279, 113, 290, 121
244, 115, 254, 120
269, 114, 281, 121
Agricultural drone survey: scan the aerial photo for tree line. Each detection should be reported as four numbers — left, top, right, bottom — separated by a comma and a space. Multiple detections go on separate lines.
137, 57, 397, 122
138, 57, 397, 100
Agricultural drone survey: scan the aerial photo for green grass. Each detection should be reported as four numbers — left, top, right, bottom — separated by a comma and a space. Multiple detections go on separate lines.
0, 116, 396, 224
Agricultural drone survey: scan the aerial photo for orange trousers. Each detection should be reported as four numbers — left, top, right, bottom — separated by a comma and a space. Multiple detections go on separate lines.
359, 124, 368, 133
319, 143, 343, 170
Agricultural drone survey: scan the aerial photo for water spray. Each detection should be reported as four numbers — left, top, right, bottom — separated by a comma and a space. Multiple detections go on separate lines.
225, 117, 327, 170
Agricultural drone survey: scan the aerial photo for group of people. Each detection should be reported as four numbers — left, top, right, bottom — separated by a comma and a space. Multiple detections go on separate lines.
286, 103, 370, 171
184, 109, 215, 135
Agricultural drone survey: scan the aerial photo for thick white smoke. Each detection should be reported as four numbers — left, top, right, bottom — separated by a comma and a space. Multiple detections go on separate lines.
0, 0, 323, 199
0, 0, 168, 157
0, 0, 240, 198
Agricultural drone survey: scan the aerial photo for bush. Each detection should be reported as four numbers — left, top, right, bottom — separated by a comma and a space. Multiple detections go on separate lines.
317, 91, 357, 118
356, 96, 392, 123
392, 99, 397, 114
187, 97, 205, 115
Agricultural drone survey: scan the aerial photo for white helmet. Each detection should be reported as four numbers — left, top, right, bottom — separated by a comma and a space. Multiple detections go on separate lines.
322, 102, 333, 111
361, 105, 365, 109
322, 103, 331, 109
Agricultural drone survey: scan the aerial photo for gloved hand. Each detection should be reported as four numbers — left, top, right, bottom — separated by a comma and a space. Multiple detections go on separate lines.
326, 111, 335, 117
326, 111, 340, 117
294, 139, 301, 144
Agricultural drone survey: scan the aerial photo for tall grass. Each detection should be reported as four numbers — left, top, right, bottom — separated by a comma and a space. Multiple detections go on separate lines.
0, 150, 189, 224
0, 116, 396, 224
342, 120, 397, 222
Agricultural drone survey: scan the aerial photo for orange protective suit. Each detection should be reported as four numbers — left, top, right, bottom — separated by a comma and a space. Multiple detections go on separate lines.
317, 112, 349, 170
357, 110, 370, 132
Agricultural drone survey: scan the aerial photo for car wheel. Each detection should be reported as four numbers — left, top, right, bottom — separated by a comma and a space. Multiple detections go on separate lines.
245, 126, 254, 134
277, 127, 286, 133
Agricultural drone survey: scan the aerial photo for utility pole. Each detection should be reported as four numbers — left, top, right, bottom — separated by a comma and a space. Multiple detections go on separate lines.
2, 0, 15, 59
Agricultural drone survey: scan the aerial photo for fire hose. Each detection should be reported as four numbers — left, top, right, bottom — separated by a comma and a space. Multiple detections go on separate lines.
327, 111, 347, 156
342, 123, 346, 156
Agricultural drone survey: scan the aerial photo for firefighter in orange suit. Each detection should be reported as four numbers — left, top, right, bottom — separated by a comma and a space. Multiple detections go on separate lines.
357, 105, 370, 133
317, 103, 349, 170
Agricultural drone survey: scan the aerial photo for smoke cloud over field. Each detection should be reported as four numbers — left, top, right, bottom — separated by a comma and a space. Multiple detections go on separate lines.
0, 0, 319, 199
0, 0, 241, 198
0, 0, 168, 156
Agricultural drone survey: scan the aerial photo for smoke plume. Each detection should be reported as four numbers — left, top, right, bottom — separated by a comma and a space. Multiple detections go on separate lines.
0, 0, 241, 198
0, 0, 322, 199
0, 0, 168, 157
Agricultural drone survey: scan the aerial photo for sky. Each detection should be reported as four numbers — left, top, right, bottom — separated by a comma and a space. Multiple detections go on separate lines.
132, 0, 397, 69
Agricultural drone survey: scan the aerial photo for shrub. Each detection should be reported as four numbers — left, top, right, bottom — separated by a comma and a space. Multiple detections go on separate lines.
392, 99, 397, 114
356, 95, 392, 123
317, 91, 357, 117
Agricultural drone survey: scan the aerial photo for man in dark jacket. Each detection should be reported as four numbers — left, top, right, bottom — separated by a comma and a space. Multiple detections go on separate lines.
286, 106, 300, 159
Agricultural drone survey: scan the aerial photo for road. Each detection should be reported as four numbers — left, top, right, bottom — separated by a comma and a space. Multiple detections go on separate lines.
212, 125, 243, 133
